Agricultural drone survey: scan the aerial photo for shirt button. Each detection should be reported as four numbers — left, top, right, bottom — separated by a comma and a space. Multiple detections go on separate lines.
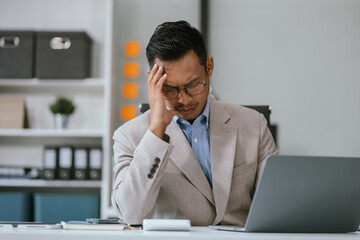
148, 173, 153, 179
155, 157, 161, 163
150, 168, 156, 174
194, 138, 198, 143
153, 163, 159, 169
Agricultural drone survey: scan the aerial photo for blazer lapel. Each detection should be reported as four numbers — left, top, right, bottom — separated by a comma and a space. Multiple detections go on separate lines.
166, 121, 215, 206
209, 97, 237, 224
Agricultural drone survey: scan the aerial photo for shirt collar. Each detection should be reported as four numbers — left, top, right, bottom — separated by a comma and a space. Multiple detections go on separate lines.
173, 96, 210, 128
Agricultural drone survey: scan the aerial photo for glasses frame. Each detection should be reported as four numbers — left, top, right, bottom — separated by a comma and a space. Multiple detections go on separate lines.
162, 78, 208, 100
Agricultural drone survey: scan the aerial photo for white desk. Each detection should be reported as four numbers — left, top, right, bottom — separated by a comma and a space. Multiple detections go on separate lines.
1, 227, 360, 240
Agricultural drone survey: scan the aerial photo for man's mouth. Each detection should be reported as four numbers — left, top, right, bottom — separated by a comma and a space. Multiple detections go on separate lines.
180, 107, 195, 114
175, 104, 197, 115
174, 104, 197, 114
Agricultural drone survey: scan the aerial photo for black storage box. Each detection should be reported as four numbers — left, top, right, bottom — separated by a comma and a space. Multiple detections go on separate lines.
0, 31, 34, 78
35, 31, 92, 79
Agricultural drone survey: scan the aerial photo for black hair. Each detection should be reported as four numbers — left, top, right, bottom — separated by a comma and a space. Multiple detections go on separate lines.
146, 20, 208, 71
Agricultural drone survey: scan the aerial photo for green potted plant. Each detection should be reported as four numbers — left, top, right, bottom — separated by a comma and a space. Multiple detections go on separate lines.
49, 97, 76, 129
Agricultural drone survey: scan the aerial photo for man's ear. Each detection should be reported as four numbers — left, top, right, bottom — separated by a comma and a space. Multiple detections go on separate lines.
206, 56, 214, 78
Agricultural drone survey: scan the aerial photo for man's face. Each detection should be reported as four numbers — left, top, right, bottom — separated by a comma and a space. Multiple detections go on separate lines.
154, 50, 214, 122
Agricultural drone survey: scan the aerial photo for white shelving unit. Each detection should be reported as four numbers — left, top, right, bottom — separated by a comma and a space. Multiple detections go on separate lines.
0, 0, 114, 218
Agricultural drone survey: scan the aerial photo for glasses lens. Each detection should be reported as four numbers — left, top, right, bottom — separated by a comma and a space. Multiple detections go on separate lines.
162, 88, 178, 100
186, 82, 205, 95
162, 80, 207, 100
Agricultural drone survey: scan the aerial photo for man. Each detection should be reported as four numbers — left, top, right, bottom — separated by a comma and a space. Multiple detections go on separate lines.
112, 20, 277, 226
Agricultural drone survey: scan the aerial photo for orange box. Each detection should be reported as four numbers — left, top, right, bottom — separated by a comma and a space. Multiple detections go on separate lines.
125, 41, 141, 57
122, 82, 139, 99
121, 105, 137, 121
124, 62, 140, 78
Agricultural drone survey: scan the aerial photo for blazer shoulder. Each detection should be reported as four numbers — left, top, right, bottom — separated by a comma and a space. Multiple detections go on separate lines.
213, 99, 262, 122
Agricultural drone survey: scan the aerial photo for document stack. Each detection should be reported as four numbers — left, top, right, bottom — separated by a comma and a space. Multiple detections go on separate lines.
42, 146, 102, 181
89, 148, 102, 180
43, 147, 58, 180
58, 147, 73, 180
73, 148, 88, 180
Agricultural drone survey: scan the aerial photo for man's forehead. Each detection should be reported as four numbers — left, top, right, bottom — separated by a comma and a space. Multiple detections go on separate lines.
154, 58, 176, 69
163, 76, 201, 87
154, 50, 202, 69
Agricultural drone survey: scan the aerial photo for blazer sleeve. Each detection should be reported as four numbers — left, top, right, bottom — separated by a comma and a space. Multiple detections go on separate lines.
112, 128, 174, 225
255, 114, 278, 186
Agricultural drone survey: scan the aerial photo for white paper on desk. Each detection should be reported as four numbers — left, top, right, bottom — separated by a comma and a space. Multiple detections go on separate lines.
17, 223, 62, 229
61, 221, 125, 230
0, 224, 13, 229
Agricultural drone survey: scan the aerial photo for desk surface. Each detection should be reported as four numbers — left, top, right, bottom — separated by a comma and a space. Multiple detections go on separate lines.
1, 227, 360, 240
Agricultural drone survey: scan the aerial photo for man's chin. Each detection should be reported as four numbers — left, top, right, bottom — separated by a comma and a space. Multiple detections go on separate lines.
177, 112, 197, 122
172, 103, 201, 121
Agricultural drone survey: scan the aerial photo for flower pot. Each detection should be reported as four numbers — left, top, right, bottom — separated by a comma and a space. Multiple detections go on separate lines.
54, 114, 69, 130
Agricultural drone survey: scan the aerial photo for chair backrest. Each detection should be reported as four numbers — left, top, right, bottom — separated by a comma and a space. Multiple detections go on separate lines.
138, 103, 150, 114
241, 105, 276, 145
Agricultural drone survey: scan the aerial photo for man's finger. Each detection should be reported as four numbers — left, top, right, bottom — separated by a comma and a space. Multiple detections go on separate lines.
147, 64, 158, 85
153, 66, 164, 85
156, 73, 167, 93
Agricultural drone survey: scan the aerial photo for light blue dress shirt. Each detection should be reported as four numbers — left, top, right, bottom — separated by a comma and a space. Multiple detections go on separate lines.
173, 98, 212, 187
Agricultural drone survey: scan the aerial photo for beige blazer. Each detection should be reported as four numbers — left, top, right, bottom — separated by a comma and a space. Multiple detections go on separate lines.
112, 96, 278, 226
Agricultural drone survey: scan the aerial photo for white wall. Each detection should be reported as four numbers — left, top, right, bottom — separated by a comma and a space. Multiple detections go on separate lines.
209, 0, 360, 157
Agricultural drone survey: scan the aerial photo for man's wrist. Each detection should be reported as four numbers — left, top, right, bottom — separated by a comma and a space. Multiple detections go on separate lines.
149, 125, 166, 140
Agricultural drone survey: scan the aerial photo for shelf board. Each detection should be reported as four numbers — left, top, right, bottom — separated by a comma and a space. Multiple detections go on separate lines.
0, 179, 101, 188
0, 78, 105, 94
0, 78, 105, 87
0, 129, 103, 138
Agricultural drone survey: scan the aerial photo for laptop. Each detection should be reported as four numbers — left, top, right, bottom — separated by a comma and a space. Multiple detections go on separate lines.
210, 155, 360, 233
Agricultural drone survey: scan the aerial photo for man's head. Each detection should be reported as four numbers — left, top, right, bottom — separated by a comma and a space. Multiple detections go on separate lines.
146, 20, 208, 71
146, 21, 214, 122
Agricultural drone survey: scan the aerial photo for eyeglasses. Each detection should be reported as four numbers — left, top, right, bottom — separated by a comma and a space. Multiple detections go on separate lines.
162, 79, 208, 100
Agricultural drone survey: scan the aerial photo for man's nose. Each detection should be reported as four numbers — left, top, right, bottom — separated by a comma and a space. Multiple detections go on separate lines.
177, 89, 192, 105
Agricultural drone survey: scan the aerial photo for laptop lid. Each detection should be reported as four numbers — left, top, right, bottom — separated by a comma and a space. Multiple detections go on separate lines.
244, 155, 360, 233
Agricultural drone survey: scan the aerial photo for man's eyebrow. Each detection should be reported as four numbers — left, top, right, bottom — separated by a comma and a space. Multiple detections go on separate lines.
163, 77, 201, 88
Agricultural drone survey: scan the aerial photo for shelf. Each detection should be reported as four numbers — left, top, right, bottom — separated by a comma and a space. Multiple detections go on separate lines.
0, 129, 104, 138
0, 78, 105, 87
0, 179, 101, 188
0, 78, 105, 94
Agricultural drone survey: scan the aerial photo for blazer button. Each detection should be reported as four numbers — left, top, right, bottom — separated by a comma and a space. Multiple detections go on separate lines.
153, 163, 159, 169
147, 173, 153, 179
155, 157, 161, 163
150, 168, 156, 174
